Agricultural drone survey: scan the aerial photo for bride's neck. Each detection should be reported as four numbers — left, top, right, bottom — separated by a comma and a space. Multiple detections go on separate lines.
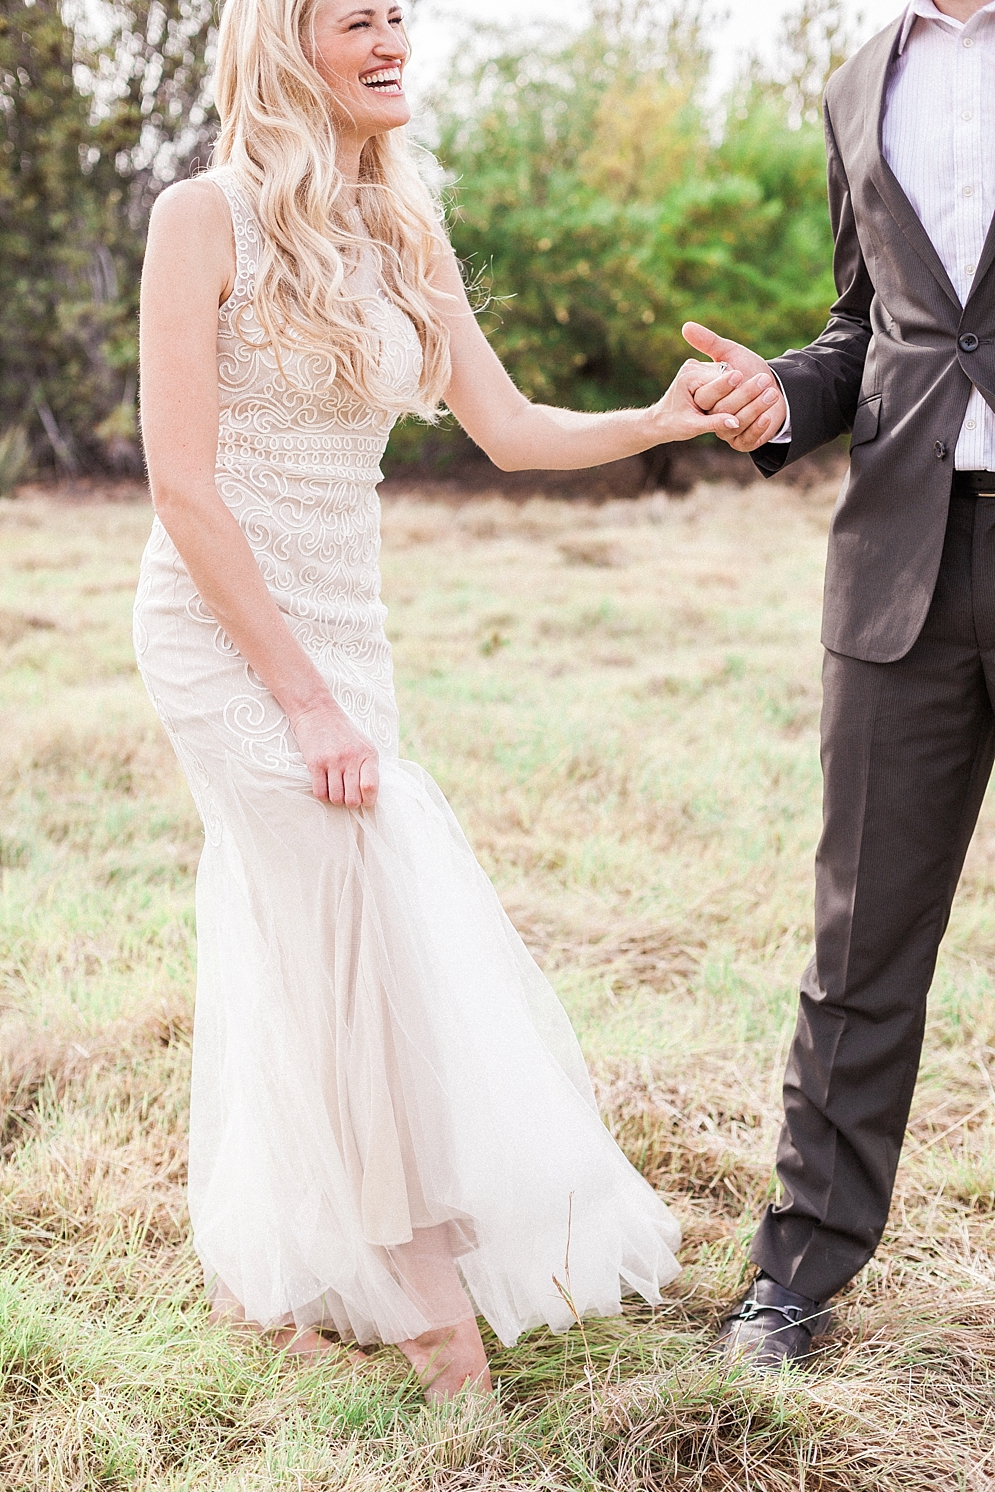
334, 129, 368, 206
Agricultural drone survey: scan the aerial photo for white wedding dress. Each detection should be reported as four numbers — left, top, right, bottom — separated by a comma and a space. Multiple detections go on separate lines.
133, 168, 681, 1347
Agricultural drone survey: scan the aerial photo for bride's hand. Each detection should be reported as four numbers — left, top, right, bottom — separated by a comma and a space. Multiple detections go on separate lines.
647, 360, 744, 443
289, 697, 380, 808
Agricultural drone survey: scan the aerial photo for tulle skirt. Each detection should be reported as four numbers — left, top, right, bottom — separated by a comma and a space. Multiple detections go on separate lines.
134, 524, 682, 1348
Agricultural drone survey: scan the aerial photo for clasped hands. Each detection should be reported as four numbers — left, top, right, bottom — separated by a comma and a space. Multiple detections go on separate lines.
680, 321, 787, 453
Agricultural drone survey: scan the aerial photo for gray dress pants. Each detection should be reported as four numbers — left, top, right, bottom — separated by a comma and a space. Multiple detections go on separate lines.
751, 491, 995, 1301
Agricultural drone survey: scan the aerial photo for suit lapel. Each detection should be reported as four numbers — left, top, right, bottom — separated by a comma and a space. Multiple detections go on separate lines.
855, 17, 961, 312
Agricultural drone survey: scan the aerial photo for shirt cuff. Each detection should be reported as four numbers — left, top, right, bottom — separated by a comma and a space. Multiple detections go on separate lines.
768, 371, 791, 444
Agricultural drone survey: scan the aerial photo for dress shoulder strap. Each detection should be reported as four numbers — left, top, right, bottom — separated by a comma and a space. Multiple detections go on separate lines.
208, 166, 261, 311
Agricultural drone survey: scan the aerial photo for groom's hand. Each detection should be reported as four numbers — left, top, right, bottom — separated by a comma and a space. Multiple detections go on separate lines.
681, 322, 787, 454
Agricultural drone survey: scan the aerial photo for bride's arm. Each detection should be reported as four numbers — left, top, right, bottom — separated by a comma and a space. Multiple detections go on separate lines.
428, 242, 742, 470
140, 179, 379, 807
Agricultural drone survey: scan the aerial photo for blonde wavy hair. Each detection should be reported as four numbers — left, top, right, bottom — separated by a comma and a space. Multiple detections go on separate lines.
212, 0, 450, 417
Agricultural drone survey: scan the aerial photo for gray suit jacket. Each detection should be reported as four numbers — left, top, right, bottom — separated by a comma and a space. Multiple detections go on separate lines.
753, 17, 995, 663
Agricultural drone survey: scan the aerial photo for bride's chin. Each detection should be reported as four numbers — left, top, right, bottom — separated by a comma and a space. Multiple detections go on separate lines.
357, 94, 411, 130
374, 105, 411, 131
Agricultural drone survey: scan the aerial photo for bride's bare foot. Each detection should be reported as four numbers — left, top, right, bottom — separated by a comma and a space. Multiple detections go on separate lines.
268, 1326, 368, 1366
398, 1316, 492, 1403
209, 1304, 367, 1366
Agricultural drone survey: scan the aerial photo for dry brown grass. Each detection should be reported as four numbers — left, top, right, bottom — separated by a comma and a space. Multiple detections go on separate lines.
0, 479, 992, 1489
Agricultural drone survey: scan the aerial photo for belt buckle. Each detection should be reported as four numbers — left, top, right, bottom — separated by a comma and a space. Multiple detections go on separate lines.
957, 473, 995, 498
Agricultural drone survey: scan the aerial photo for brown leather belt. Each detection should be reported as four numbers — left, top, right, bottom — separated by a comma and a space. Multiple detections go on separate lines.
952, 471, 995, 499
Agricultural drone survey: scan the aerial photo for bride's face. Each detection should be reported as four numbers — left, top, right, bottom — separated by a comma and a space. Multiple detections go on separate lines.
308, 1, 411, 140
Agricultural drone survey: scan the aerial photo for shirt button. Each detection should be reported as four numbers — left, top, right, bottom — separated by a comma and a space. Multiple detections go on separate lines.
967, 420, 977, 431
966, 264, 977, 276
963, 36, 975, 46
963, 111, 973, 120
963, 186, 975, 197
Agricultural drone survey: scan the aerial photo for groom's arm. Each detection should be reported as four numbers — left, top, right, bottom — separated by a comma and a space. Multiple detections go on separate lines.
752, 107, 875, 476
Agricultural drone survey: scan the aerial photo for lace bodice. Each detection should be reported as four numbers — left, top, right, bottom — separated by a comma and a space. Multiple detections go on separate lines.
214, 170, 422, 482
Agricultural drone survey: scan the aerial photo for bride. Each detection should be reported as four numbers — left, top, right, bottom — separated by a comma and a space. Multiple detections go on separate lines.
136, 0, 744, 1401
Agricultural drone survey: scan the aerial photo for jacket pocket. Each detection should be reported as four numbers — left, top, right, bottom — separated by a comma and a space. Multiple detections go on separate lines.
850, 393, 881, 448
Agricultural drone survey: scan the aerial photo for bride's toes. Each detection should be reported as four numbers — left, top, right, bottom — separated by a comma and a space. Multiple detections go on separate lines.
269, 1327, 368, 1364
269, 1326, 332, 1356
400, 1318, 492, 1403
422, 1356, 491, 1404
209, 1304, 368, 1367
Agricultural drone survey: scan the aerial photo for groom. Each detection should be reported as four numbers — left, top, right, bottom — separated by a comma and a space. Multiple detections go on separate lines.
685, 0, 995, 1367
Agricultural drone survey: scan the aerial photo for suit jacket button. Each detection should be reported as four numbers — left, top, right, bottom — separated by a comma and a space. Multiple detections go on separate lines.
958, 332, 980, 353
935, 441, 948, 459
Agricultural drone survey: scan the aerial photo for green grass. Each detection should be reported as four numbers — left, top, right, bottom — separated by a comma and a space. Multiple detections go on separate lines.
0, 480, 992, 1488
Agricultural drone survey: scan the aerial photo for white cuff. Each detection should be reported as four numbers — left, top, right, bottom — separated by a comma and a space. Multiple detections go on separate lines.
768, 371, 791, 444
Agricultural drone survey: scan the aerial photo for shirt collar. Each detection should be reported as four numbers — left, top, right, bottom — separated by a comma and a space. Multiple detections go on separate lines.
898, 0, 995, 51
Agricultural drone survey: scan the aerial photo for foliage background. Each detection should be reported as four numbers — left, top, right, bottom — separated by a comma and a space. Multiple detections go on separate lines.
0, 0, 855, 478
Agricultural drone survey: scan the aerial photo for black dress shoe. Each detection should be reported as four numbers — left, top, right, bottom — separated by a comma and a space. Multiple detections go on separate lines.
713, 1273, 831, 1371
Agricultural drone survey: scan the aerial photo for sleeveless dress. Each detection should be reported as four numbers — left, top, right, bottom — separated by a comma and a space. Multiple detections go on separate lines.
133, 168, 681, 1348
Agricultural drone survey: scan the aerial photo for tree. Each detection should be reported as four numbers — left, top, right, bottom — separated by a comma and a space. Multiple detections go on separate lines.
73, 0, 218, 467
768, 0, 859, 128
0, 0, 218, 473
0, 0, 93, 471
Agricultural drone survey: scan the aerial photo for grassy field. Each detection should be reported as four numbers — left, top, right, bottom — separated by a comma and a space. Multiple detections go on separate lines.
0, 478, 993, 1490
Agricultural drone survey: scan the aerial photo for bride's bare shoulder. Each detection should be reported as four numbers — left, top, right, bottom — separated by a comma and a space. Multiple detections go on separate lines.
145, 177, 236, 300
149, 175, 232, 239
